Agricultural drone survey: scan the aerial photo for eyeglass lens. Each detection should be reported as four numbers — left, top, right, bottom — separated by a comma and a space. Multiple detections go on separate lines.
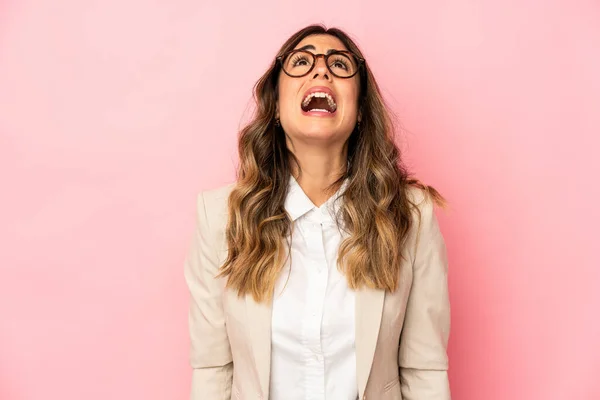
282, 51, 358, 78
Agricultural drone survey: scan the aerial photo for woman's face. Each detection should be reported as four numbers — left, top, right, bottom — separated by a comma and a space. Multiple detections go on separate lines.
277, 34, 361, 145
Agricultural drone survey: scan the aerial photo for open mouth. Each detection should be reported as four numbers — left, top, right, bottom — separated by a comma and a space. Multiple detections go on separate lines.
301, 91, 337, 114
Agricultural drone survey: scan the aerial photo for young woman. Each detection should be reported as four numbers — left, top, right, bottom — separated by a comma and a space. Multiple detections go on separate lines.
184, 24, 451, 400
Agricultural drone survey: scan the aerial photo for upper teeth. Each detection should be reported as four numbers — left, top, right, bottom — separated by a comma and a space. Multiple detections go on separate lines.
302, 91, 337, 111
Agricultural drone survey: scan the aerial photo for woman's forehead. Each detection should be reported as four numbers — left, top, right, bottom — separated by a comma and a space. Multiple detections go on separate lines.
293, 34, 348, 53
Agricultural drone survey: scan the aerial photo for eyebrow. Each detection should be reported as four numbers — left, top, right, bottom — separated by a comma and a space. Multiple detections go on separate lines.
296, 44, 339, 55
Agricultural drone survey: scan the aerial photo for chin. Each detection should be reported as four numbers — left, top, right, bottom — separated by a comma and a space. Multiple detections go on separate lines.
296, 124, 343, 140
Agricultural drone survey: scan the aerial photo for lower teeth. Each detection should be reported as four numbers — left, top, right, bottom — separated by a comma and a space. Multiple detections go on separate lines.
308, 108, 330, 113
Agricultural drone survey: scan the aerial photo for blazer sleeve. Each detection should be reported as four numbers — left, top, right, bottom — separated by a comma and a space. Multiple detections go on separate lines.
398, 194, 451, 400
183, 191, 233, 400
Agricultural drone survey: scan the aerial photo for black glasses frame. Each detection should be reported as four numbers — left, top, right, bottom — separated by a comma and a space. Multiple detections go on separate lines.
276, 49, 365, 79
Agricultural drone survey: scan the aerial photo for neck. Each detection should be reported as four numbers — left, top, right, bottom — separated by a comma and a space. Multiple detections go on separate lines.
288, 143, 348, 207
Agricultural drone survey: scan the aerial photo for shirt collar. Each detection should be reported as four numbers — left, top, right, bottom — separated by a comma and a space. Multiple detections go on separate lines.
284, 174, 349, 223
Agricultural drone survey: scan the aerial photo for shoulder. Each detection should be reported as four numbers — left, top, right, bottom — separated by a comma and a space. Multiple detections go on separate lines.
403, 184, 444, 261
195, 181, 236, 232
405, 184, 436, 224
199, 181, 236, 211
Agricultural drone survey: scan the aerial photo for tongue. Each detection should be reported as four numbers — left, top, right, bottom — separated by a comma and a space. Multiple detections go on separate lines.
302, 97, 331, 112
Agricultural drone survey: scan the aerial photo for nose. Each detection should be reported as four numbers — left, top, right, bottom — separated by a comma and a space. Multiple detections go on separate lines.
312, 55, 331, 81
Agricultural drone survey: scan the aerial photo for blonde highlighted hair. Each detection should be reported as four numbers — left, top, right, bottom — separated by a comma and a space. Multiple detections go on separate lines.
218, 24, 444, 302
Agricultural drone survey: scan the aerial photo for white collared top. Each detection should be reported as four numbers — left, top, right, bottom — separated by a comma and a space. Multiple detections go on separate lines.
270, 175, 358, 400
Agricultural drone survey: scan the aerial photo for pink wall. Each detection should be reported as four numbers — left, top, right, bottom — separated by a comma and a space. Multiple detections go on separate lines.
1, 1, 599, 399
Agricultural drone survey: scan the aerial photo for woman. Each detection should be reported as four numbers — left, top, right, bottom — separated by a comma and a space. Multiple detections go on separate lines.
184, 24, 451, 400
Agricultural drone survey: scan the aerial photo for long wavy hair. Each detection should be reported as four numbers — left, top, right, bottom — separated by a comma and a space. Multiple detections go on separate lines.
218, 24, 444, 302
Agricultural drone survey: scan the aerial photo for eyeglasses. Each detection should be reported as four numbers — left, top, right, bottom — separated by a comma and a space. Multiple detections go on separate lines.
277, 50, 364, 79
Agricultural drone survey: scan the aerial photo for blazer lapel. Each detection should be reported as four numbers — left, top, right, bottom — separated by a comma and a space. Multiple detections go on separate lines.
355, 287, 386, 399
245, 293, 273, 398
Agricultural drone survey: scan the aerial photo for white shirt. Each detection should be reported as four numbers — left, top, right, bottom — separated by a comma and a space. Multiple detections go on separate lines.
270, 175, 358, 400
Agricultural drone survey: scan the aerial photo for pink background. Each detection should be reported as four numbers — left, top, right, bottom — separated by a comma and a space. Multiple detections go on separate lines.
1, 1, 599, 399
